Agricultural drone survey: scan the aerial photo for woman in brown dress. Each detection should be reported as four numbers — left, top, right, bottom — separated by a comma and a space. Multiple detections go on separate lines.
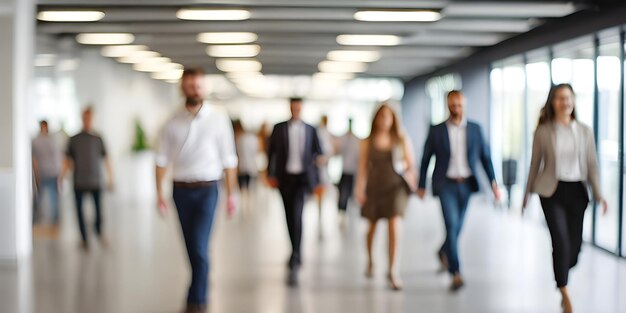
355, 104, 416, 290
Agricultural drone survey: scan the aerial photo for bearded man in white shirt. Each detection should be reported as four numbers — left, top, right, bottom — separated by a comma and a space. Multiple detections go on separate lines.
155, 68, 238, 313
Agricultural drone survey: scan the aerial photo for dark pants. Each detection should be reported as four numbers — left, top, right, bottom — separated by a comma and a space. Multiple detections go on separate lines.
173, 184, 219, 305
337, 173, 355, 212
438, 179, 472, 274
279, 174, 309, 269
74, 189, 102, 244
539, 181, 589, 288
238, 174, 251, 190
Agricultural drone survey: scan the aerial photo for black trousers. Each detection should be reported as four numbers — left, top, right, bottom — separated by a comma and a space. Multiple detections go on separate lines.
74, 188, 102, 245
279, 174, 309, 268
539, 181, 589, 288
337, 173, 355, 212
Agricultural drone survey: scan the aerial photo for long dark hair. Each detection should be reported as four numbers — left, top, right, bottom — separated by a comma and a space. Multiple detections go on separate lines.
369, 103, 404, 144
538, 83, 577, 125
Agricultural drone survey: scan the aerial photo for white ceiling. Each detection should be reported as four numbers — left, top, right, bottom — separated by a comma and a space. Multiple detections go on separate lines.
36, 1, 588, 79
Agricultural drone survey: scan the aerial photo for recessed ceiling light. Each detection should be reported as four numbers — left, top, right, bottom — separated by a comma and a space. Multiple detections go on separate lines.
76, 33, 134, 45
117, 51, 161, 64
176, 9, 250, 21
327, 50, 381, 62
354, 10, 441, 22
318, 61, 368, 73
336, 34, 401, 46
206, 45, 260, 58
152, 69, 184, 80
197, 32, 258, 44
101, 45, 148, 58
216, 59, 262, 72
37, 10, 105, 22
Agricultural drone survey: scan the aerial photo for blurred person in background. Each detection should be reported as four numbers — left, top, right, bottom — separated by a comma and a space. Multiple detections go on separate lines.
61, 107, 114, 250
314, 115, 335, 237
32, 120, 63, 237
336, 118, 360, 229
267, 97, 323, 287
355, 104, 415, 291
233, 119, 260, 215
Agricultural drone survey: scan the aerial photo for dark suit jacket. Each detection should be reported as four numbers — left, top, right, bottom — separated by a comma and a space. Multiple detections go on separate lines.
418, 121, 496, 196
267, 120, 323, 190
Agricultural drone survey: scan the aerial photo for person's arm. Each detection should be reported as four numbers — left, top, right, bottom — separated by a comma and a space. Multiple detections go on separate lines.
354, 139, 369, 206
523, 127, 543, 210
417, 126, 435, 198
104, 157, 114, 190
477, 125, 500, 201
32, 156, 40, 188
401, 137, 417, 191
219, 115, 240, 216
155, 166, 168, 215
155, 125, 171, 216
266, 125, 279, 188
586, 128, 608, 214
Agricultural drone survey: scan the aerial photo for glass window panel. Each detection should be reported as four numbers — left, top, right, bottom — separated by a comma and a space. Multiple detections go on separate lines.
595, 36, 621, 253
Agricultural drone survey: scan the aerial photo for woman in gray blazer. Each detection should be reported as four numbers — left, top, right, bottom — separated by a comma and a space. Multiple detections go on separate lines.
523, 83, 607, 313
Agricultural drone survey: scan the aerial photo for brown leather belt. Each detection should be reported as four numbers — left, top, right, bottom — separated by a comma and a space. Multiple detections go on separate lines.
173, 181, 217, 188
447, 177, 467, 184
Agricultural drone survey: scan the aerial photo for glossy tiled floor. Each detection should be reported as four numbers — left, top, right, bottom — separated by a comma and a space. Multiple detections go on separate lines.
1, 184, 625, 313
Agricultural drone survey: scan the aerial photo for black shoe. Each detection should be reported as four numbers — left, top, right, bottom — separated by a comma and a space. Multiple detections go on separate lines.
183, 303, 207, 313
287, 269, 299, 287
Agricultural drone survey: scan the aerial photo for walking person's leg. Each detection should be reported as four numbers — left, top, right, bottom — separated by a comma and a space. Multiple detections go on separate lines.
438, 184, 463, 289
540, 185, 573, 313
365, 219, 377, 278
387, 215, 402, 290
74, 189, 88, 248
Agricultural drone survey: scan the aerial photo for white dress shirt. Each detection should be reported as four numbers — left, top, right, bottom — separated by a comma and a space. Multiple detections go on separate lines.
286, 120, 306, 174
446, 119, 472, 179
555, 121, 583, 181
340, 133, 360, 174
156, 103, 238, 182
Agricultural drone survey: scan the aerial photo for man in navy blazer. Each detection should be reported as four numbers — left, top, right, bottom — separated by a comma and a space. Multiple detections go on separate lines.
417, 90, 501, 291
267, 97, 323, 286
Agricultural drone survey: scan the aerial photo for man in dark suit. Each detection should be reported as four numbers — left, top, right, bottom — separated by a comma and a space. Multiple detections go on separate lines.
267, 97, 323, 286
417, 90, 501, 291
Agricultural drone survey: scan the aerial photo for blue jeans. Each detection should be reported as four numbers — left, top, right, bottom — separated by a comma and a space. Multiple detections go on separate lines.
173, 184, 219, 305
438, 180, 472, 274
35, 177, 60, 224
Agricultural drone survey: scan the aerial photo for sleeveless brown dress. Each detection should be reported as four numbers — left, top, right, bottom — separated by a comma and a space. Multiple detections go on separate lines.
361, 144, 410, 222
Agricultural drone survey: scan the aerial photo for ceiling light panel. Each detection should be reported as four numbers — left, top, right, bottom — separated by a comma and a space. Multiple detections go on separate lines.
354, 10, 441, 22
101, 45, 148, 58
76, 33, 134, 45
177, 9, 250, 21
216, 59, 262, 72
207, 45, 260, 58
327, 50, 380, 62
37, 10, 105, 22
318, 61, 367, 73
337, 34, 401, 46
197, 32, 258, 44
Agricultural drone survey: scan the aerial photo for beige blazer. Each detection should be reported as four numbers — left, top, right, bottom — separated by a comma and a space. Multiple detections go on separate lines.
525, 121, 603, 201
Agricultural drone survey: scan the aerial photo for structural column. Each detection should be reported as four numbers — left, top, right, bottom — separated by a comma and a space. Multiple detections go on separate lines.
0, 0, 35, 262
